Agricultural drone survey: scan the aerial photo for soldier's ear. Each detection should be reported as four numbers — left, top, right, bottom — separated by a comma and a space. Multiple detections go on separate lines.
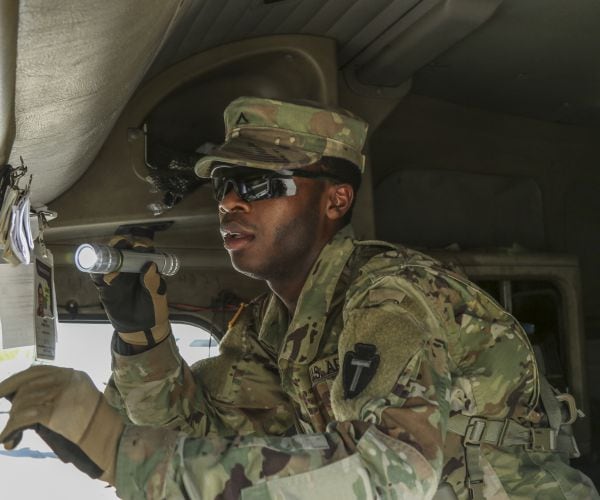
325, 183, 353, 221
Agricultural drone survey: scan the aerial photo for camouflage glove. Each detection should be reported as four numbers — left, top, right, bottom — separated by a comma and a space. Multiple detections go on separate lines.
92, 236, 170, 347
0, 365, 124, 484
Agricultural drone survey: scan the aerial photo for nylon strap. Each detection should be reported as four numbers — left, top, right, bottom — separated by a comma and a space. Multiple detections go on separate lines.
539, 376, 563, 432
464, 443, 484, 499
534, 353, 580, 457
449, 414, 558, 500
448, 415, 545, 448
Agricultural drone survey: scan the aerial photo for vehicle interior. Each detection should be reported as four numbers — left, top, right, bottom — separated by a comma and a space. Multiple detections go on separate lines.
1, 0, 599, 496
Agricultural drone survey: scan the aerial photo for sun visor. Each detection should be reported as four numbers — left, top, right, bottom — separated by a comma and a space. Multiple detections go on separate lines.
7, 0, 186, 205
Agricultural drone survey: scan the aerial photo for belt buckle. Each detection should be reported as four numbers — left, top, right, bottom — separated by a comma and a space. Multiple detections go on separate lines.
464, 417, 487, 445
529, 427, 556, 452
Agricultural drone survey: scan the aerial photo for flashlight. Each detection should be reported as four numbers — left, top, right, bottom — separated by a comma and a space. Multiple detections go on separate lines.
74, 243, 180, 276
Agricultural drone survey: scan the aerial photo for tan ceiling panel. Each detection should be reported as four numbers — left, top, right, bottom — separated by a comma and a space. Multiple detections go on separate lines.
149, 0, 424, 76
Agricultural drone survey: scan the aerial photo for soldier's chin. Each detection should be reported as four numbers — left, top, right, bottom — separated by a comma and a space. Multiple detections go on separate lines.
229, 255, 268, 281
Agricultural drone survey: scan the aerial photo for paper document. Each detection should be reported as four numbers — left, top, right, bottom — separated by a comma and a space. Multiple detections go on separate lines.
0, 163, 34, 265
0, 245, 56, 359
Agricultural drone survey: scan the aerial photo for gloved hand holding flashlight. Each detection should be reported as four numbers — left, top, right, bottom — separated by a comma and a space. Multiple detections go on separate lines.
84, 235, 173, 349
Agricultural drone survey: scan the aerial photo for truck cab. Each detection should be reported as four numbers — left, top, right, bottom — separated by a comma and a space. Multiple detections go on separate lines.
1, 0, 599, 497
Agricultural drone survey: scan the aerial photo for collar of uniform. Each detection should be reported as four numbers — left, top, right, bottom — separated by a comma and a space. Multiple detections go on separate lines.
258, 225, 356, 362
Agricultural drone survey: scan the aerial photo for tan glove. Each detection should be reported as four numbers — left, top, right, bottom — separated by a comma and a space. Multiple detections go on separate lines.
0, 365, 124, 484
92, 235, 170, 347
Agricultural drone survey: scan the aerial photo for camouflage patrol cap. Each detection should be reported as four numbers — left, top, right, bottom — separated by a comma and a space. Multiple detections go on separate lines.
194, 96, 368, 177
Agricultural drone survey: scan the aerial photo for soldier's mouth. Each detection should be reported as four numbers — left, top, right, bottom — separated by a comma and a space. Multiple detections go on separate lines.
221, 222, 256, 251
223, 231, 255, 251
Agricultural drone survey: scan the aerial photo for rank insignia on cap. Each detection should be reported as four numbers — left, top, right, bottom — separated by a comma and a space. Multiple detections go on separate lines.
343, 343, 380, 399
235, 112, 250, 125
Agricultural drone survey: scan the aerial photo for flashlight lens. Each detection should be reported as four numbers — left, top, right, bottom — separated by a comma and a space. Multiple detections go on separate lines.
75, 244, 99, 271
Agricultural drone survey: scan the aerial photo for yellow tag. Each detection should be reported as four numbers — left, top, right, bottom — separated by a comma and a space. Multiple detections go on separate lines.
228, 302, 247, 329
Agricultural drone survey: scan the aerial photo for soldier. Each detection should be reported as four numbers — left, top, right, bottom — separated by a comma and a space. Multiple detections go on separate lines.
1, 97, 598, 499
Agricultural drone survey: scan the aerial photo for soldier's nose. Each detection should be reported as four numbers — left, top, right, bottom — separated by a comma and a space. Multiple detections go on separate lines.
219, 188, 250, 214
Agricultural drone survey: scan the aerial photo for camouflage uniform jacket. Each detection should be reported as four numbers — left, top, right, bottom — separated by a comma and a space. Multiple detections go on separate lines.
106, 226, 597, 499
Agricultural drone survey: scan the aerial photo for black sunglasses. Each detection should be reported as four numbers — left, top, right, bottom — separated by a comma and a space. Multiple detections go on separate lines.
210, 165, 340, 203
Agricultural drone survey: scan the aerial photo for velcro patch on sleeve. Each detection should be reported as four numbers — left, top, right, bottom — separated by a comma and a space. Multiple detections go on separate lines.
331, 300, 430, 422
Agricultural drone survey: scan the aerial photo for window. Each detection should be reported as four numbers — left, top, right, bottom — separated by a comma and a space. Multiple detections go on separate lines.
0, 320, 217, 500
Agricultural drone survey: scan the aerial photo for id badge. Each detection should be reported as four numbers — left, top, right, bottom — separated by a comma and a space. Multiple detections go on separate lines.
33, 243, 57, 361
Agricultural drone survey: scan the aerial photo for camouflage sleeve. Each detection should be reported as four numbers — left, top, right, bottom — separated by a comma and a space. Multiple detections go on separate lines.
107, 310, 297, 438
113, 278, 450, 499
108, 333, 206, 433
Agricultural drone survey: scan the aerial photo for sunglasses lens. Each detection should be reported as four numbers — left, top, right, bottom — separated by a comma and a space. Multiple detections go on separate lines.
211, 167, 297, 202
211, 177, 230, 201
242, 177, 277, 201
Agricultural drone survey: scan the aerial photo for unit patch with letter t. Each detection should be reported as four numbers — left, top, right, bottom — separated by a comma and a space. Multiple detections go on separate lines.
342, 343, 380, 399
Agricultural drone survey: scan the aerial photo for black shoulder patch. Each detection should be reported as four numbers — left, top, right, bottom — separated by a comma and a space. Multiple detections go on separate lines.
235, 112, 250, 125
343, 343, 380, 399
